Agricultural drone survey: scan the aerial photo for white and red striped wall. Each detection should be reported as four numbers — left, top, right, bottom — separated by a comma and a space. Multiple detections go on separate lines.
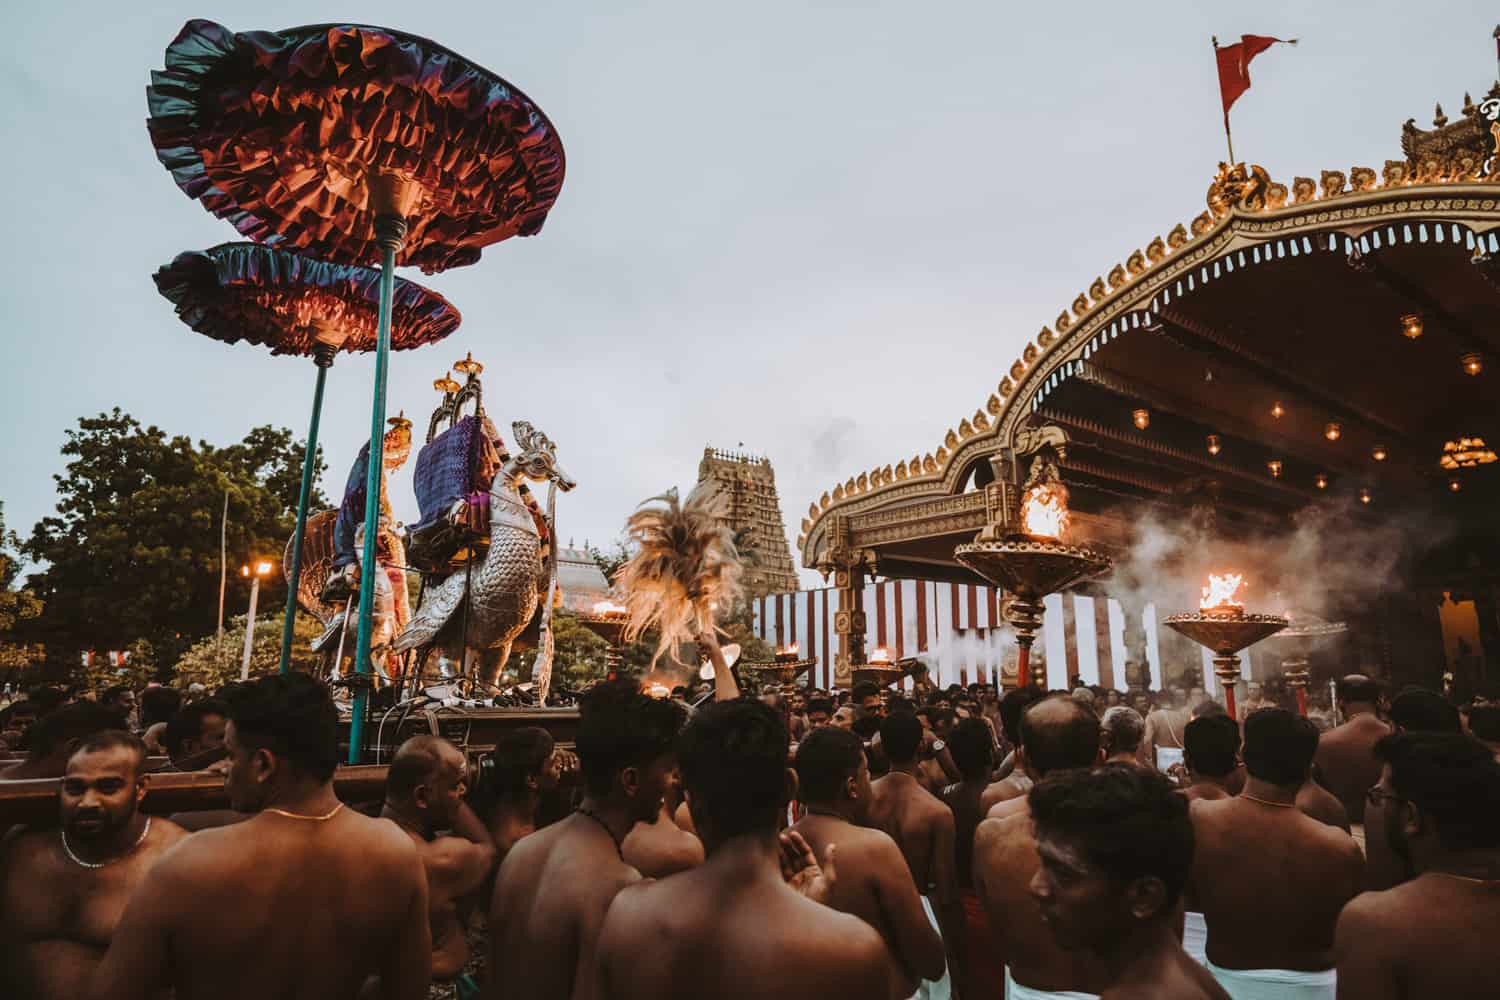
752, 581, 1255, 693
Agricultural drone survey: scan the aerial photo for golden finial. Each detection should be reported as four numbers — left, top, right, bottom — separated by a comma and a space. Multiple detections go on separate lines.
453, 352, 484, 377
433, 372, 461, 393
388, 410, 412, 431
1433, 103, 1448, 128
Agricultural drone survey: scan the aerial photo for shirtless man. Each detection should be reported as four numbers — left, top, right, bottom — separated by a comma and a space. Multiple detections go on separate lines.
983, 687, 1042, 810
596, 698, 898, 1000
1189, 709, 1362, 998
791, 727, 944, 996
162, 698, 229, 768
90, 672, 431, 1000
381, 736, 496, 986
623, 764, 703, 878
0, 702, 128, 780
1144, 688, 1191, 773
1313, 675, 1389, 831
1334, 732, 1500, 999
1030, 765, 1228, 1000
868, 712, 960, 1000
483, 727, 562, 863
1386, 687, 1460, 734
1099, 706, 1146, 766
488, 679, 684, 1000
1180, 715, 1238, 802
974, 695, 1109, 998
0, 731, 187, 999
939, 718, 1006, 1000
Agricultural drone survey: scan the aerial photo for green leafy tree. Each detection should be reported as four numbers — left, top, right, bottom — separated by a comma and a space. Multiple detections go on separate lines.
172, 610, 326, 691
22, 409, 326, 669
0, 503, 44, 675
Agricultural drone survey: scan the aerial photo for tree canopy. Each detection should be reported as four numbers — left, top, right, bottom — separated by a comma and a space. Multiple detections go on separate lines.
20, 409, 325, 671
0, 503, 44, 675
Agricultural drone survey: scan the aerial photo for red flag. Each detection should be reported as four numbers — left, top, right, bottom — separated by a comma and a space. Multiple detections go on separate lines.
1215, 35, 1295, 114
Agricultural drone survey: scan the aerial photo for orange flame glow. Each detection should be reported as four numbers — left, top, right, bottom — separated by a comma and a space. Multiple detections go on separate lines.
592, 600, 627, 615
870, 647, 892, 664
644, 682, 672, 699
781, 642, 799, 656
1200, 573, 1245, 611
1021, 483, 1069, 540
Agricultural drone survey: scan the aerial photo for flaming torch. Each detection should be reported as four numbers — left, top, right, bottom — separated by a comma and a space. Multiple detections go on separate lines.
1163, 574, 1288, 720
1262, 612, 1347, 717
851, 645, 908, 689
740, 642, 819, 687
578, 600, 630, 674
954, 447, 1112, 689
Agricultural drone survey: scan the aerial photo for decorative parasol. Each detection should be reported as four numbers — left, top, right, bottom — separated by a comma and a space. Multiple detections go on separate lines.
147, 20, 564, 761
154, 241, 461, 673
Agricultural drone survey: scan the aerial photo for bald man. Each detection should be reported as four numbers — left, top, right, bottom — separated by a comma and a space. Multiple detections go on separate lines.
1, 731, 187, 999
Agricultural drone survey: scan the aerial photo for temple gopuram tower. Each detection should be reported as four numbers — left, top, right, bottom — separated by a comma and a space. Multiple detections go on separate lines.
697, 447, 799, 597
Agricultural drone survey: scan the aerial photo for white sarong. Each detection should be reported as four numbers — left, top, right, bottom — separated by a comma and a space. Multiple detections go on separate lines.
1182, 910, 1208, 966
1205, 959, 1336, 1000
908, 896, 951, 1000
1003, 967, 1099, 1000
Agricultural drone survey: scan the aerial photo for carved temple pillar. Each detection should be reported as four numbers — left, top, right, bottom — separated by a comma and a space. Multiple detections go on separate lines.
820, 516, 874, 689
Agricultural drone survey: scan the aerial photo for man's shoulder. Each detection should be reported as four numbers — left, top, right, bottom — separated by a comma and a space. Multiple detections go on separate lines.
975, 809, 1030, 854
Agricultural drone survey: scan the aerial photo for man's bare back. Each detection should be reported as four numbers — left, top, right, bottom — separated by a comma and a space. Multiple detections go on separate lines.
973, 809, 1110, 994
489, 813, 641, 1000
92, 807, 429, 1000
1314, 714, 1389, 828
868, 771, 951, 891
1189, 797, 1362, 971
1, 817, 186, 999
1335, 875, 1500, 999
597, 839, 894, 1000
978, 773, 1031, 815
790, 812, 943, 993
622, 802, 703, 879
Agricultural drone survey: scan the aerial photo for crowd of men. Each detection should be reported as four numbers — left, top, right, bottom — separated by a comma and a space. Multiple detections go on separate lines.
0, 669, 1497, 1000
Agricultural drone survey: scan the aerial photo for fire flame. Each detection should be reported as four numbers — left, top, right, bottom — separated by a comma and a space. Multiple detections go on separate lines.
781, 642, 799, 656
1200, 573, 1245, 611
1021, 482, 1069, 540
870, 647, 892, 664
592, 600, 627, 615
644, 682, 672, 699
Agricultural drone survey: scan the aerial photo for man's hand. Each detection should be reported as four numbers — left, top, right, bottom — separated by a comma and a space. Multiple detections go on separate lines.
778, 830, 836, 904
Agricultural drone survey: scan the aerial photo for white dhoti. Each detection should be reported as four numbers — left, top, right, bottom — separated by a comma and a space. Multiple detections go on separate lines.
1182, 910, 1208, 966
1205, 960, 1336, 1000
908, 896, 951, 1000
1003, 967, 1099, 1000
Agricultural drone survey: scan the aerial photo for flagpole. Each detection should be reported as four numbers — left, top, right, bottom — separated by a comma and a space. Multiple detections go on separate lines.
1212, 36, 1236, 164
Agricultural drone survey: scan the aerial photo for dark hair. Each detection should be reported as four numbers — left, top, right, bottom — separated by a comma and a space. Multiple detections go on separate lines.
806, 698, 834, 718
1336, 675, 1380, 705
999, 687, 1043, 743
851, 681, 881, 704
387, 735, 455, 799
679, 698, 788, 836
163, 698, 228, 760
69, 729, 148, 773
930, 707, 957, 731
1376, 732, 1500, 851
887, 695, 916, 716
224, 673, 340, 781
1019, 695, 1100, 775
1242, 708, 1318, 787
139, 686, 182, 728
1183, 715, 1239, 778
576, 678, 684, 797
949, 718, 995, 780
880, 712, 924, 764
26, 686, 67, 716
101, 684, 132, 706
1101, 706, 1145, 754
1030, 764, 1194, 909
794, 726, 866, 803
1469, 705, 1500, 742
489, 726, 555, 799
852, 714, 883, 740
27, 702, 129, 760
1191, 700, 1226, 719
1389, 689, 1461, 734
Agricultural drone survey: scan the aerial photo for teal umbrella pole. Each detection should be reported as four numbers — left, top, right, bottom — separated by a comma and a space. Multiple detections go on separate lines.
348, 214, 407, 764
278, 344, 335, 673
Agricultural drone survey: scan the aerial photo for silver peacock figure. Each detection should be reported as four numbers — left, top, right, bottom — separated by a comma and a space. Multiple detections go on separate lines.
394, 420, 575, 689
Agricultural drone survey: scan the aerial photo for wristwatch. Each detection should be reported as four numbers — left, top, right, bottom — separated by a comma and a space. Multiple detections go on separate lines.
931, 738, 946, 753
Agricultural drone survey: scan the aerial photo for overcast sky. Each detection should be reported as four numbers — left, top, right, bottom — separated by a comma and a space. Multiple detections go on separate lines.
3, 2, 1495, 587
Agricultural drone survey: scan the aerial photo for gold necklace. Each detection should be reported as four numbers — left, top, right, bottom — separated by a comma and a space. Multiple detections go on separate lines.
61, 816, 151, 869
1240, 794, 1296, 808
263, 802, 345, 821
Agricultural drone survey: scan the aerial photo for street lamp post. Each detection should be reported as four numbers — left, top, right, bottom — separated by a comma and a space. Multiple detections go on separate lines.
240, 560, 273, 680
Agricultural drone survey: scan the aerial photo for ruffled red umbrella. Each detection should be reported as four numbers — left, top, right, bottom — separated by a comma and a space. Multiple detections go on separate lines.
147, 20, 564, 759
154, 241, 461, 672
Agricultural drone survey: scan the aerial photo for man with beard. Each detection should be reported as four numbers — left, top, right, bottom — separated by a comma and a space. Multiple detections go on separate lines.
1189, 709, 1361, 998
90, 673, 431, 1000
1334, 732, 1500, 999
1030, 766, 1228, 999
380, 736, 496, 988
483, 727, 563, 863
596, 698, 896, 1000
867, 712, 959, 1000
0, 731, 186, 1000
790, 727, 944, 997
975, 695, 1109, 998
805, 698, 834, 729
488, 679, 684, 1000
1313, 676, 1389, 837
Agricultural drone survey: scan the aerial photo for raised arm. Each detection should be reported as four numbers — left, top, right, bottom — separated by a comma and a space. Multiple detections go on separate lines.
696, 630, 740, 702
424, 801, 497, 900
